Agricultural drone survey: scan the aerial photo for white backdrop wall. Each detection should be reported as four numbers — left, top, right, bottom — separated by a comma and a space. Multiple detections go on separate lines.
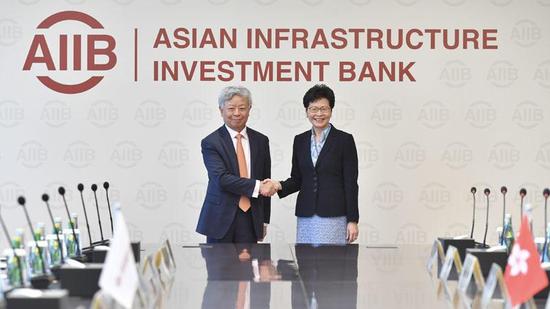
0, 0, 549, 248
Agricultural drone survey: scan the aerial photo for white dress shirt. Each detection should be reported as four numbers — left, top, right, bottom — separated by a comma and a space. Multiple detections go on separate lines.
225, 125, 260, 198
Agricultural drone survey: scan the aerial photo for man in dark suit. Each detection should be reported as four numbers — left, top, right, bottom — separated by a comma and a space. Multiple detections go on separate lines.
196, 86, 277, 243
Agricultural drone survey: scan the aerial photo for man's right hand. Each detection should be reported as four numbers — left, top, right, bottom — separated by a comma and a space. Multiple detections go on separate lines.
260, 179, 281, 196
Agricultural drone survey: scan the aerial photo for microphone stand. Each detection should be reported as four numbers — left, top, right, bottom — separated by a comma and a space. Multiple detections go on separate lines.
470, 187, 477, 239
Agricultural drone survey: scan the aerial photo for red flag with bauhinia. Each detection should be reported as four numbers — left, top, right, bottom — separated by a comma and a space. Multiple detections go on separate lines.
504, 215, 549, 306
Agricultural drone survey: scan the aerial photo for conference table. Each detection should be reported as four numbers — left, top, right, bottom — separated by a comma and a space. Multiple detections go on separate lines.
163, 243, 444, 308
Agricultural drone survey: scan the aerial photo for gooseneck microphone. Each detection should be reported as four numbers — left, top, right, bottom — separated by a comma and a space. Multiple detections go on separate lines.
58, 187, 80, 256
470, 187, 477, 239
500, 186, 507, 245
17, 196, 47, 275
77, 184, 93, 247
543, 188, 550, 262
0, 205, 24, 286
41, 194, 64, 265
483, 188, 490, 247
91, 184, 104, 242
520, 188, 527, 218
103, 182, 114, 235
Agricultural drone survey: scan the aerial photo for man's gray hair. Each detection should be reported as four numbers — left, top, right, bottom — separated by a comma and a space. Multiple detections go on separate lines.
218, 86, 252, 108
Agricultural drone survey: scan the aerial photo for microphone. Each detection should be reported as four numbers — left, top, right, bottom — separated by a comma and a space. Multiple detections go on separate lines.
0, 205, 25, 286
77, 183, 93, 247
483, 188, 490, 247
543, 188, 550, 263
500, 186, 507, 245
58, 187, 81, 256
520, 188, 527, 218
17, 196, 47, 275
544, 188, 549, 232
103, 182, 114, 235
91, 184, 104, 242
470, 187, 477, 239
41, 194, 64, 265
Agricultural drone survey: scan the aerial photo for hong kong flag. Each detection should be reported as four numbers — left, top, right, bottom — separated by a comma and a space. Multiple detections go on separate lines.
504, 216, 549, 306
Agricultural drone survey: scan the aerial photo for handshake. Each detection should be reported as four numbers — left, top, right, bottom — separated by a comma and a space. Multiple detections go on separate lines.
260, 179, 281, 197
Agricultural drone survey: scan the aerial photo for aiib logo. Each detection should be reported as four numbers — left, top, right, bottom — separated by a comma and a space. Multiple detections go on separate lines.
22, 11, 116, 94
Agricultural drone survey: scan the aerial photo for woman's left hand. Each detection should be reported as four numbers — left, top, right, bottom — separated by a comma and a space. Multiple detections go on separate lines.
346, 222, 359, 243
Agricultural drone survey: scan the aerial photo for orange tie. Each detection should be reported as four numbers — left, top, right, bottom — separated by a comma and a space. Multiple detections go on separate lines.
236, 134, 251, 212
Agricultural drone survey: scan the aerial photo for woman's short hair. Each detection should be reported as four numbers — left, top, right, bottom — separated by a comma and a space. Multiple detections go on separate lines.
218, 86, 252, 108
302, 84, 335, 109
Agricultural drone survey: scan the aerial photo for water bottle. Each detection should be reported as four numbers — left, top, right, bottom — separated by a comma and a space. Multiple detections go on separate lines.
503, 214, 514, 253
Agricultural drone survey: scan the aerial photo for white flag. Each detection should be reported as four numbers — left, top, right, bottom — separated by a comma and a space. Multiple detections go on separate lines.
99, 205, 138, 308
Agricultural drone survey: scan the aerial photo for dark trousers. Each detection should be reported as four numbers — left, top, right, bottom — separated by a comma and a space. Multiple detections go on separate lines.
207, 209, 257, 243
